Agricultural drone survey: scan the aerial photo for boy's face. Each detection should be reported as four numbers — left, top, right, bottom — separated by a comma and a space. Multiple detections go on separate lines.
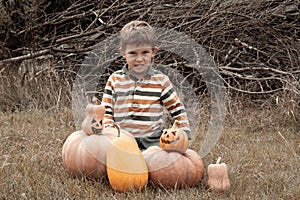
120, 44, 157, 78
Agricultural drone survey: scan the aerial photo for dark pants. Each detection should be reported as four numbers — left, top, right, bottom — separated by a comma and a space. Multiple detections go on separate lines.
135, 136, 160, 151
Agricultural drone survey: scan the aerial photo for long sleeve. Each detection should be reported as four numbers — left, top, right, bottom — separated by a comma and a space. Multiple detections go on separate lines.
101, 75, 115, 127
101, 65, 191, 140
161, 76, 191, 139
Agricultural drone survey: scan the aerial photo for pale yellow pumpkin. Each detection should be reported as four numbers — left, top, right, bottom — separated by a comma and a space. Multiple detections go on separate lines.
106, 135, 148, 192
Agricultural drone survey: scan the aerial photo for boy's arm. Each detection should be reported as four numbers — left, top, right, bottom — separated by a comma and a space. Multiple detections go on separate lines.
161, 77, 191, 139
101, 75, 115, 127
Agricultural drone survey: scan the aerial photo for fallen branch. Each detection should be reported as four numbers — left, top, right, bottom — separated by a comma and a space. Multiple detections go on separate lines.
0, 49, 51, 65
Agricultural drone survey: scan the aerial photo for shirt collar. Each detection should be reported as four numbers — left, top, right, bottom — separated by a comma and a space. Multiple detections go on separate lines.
121, 64, 155, 78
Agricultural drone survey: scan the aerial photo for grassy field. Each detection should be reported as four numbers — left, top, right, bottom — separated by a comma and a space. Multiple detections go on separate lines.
0, 103, 299, 199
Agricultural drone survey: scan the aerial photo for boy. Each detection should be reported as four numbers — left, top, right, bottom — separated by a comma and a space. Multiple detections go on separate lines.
101, 20, 191, 150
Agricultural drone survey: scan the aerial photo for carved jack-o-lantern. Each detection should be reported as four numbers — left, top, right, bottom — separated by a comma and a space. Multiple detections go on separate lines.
160, 120, 189, 154
81, 97, 105, 135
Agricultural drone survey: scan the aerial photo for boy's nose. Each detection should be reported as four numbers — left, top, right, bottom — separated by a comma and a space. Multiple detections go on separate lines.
136, 55, 143, 61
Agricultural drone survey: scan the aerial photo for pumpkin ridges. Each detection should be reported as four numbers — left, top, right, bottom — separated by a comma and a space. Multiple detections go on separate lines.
62, 128, 134, 179
80, 135, 107, 177
184, 149, 204, 186
106, 136, 148, 192
144, 147, 169, 172
150, 150, 183, 188
181, 152, 201, 187
182, 156, 192, 186
62, 101, 136, 179
75, 138, 86, 176
81, 129, 133, 178
147, 150, 171, 185
142, 146, 203, 189
62, 131, 85, 177
62, 131, 82, 164
74, 133, 107, 178
165, 152, 186, 188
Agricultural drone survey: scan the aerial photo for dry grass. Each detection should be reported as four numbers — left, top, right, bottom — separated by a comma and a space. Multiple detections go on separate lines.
0, 59, 73, 111
0, 99, 299, 199
1, 1, 299, 198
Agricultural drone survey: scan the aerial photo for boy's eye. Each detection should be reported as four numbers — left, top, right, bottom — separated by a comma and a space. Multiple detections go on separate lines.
126, 49, 151, 56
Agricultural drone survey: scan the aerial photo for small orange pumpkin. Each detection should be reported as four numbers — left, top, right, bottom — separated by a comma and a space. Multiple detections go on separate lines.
81, 103, 105, 135
160, 120, 189, 154
106, 131, 148, 192
207, 157, 230, 190
142, 146, 204, 189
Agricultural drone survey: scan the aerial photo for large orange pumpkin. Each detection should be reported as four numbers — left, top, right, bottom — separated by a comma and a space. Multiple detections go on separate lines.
62, 127, 133, 178
106, 136, 148, 192
142, 146, 204, 189
62, 101, 134, 178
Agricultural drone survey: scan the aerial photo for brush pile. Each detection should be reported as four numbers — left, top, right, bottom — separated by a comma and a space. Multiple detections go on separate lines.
0, 0, 299, 110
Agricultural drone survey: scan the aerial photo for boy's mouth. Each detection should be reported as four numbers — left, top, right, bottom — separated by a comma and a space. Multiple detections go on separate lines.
133, 65, 147, 69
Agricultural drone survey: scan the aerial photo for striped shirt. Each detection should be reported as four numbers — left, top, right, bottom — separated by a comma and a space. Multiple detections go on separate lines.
101, 64, 191, 146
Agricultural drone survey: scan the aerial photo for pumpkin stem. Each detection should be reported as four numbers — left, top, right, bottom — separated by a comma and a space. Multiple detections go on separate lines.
216, 157, 221, 164
92, 96, 100, 105
113, 122, 121, 137
172, 120, 180, 129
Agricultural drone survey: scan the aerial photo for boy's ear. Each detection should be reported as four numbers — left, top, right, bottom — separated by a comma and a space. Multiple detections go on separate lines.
119, 47, 126, 58
152, 47, 158, 57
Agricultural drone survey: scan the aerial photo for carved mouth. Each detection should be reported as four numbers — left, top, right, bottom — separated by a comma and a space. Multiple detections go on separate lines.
161, 136, 180, 144
92, 127, 101, 134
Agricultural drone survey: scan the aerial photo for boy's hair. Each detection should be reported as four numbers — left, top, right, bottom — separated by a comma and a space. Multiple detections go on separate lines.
120, 20, 156, 50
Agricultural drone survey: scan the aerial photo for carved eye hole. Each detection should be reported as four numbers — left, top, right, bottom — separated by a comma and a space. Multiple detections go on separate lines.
159, 126, 189, 154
